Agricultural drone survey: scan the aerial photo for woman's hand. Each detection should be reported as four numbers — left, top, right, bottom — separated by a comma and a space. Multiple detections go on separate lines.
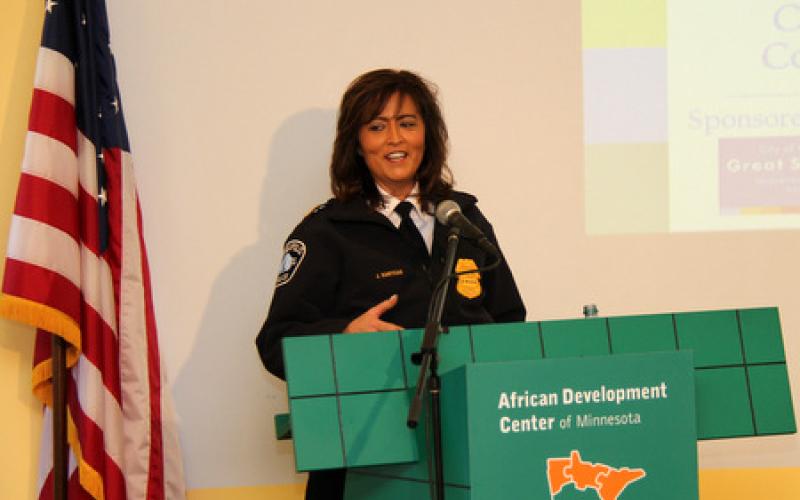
344, 294, 403, 333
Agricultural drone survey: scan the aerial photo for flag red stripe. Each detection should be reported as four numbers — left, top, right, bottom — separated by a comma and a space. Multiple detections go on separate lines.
68, 380, 127, 500
28, 88, 78, 154
33, 329, 53, 370
68, 469, 98, 500
2, 259, 81, 325
79, 186, 101, 254
102, 148, 123, 327
80, 303, 122, 403
14, 173, 79, 242
37, 470, 54, 500
104, 148, 165, 498
103, 148, 164, 500
139, 203, 165, 500
97, 147, 131, 497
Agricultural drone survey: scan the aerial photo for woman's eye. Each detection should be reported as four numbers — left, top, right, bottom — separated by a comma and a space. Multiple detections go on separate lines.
367, 123, 385, 132
400, 120, 417, 128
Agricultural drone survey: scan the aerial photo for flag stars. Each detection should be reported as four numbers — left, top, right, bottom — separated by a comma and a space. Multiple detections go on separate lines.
111, 97, 119, 114
98, 187, 108, 206
45, 0, 58, 14
81, 14, 87, 26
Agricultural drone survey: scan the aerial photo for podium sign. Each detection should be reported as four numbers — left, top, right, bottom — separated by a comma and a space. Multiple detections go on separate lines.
445, 351, 697, 499
346, 351, 697, 500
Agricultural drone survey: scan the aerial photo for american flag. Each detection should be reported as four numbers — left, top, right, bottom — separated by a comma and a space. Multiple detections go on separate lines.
0, 1, 185, 498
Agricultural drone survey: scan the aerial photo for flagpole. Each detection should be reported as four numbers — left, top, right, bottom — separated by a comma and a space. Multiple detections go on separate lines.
52, 336, 68, 500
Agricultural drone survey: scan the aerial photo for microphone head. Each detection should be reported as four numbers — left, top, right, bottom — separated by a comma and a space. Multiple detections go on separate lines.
435, 200, 461, 225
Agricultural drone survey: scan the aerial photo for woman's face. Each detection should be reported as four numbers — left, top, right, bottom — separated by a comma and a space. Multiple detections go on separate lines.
358, 92, 425, 199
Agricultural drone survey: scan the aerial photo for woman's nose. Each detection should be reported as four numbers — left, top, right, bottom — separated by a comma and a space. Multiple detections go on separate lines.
387, 122, 402, 144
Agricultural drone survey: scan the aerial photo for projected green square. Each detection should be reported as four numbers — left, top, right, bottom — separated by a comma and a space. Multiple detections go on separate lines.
361, 407, 431, 483
290, 396, 343, 470
366, 387, 436, 482
440, 366, 470, 486
675, 311, 742, 367
694, 368, 753, 439
333, 332, 405, 393
608, 314, 675, 354
284, 335, 335, 397
345, 473, 430, 499
274, 413, 291, 440
471, 321, 541, 362
400, 329, 423, 386
748, 364, 797, 435
541, 318, 609, 358
340, 392, 417, 467
740, 308, 786, 363
435, 326, 474, 374
345, 474, 471, 500
399, 327, 473, 408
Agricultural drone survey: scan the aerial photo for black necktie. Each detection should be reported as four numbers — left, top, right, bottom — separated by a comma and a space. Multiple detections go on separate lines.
394, 201, 429, 262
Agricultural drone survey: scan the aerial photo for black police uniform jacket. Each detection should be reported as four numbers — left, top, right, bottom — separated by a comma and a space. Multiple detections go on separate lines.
256, 190, 526, 380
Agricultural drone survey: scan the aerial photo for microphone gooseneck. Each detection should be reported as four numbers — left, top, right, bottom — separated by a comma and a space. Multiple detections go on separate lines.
435, 200, 500, 257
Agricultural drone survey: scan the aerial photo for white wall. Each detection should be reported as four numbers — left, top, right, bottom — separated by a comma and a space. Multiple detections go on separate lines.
102, 0, 799, 490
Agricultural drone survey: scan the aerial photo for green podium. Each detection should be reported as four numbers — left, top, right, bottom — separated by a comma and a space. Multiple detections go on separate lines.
278, 307, 796, 499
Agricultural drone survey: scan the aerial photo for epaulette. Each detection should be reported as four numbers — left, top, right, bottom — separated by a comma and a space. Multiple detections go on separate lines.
302, 199, 333, 221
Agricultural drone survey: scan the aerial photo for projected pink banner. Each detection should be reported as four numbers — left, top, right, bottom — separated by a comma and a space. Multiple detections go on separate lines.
719, 136, 800, 215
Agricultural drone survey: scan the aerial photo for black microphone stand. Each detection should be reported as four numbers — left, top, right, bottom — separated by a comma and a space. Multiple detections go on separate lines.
407, 226, 461, 500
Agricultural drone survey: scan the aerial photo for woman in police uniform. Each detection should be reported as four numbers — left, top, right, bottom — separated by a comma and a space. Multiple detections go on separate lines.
256, 69, 526, 500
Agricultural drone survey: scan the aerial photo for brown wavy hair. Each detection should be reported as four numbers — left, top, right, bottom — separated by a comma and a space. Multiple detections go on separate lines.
330, 69, 453, 209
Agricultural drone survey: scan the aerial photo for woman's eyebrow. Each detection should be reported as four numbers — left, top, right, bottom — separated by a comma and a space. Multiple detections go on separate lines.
371, 113, 419, 121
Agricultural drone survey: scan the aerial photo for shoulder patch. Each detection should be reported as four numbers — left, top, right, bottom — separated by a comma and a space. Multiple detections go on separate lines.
276, 239, 306, 287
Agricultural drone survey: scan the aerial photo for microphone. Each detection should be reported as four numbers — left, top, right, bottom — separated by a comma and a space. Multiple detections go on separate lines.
435, 200, 500, 257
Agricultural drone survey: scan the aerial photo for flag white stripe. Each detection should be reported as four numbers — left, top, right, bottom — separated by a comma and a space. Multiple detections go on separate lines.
73, 357, 125, 466
21, 131, 79, 198
68, 451, 78, 477
34, 47, 75, 106
77, 132, 99, 199
80, 245, 118, 335
37, 408, 54, 494
7, 215, 81, 288
119, 152, 152, 500
160, 369, 186, 499
74, 127, 113, 342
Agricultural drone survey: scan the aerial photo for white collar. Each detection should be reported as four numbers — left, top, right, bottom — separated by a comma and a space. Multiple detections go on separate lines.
375, 183, 434, 251
376, 183, 425, 219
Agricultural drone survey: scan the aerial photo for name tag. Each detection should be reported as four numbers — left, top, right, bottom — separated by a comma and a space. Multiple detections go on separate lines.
376, 269, 404, 279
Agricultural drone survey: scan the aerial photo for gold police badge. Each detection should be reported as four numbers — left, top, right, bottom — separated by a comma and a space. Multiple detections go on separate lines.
455, 258, 481, 299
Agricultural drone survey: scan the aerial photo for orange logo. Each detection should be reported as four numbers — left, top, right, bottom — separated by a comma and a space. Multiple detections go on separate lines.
547, 450, 645, 500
